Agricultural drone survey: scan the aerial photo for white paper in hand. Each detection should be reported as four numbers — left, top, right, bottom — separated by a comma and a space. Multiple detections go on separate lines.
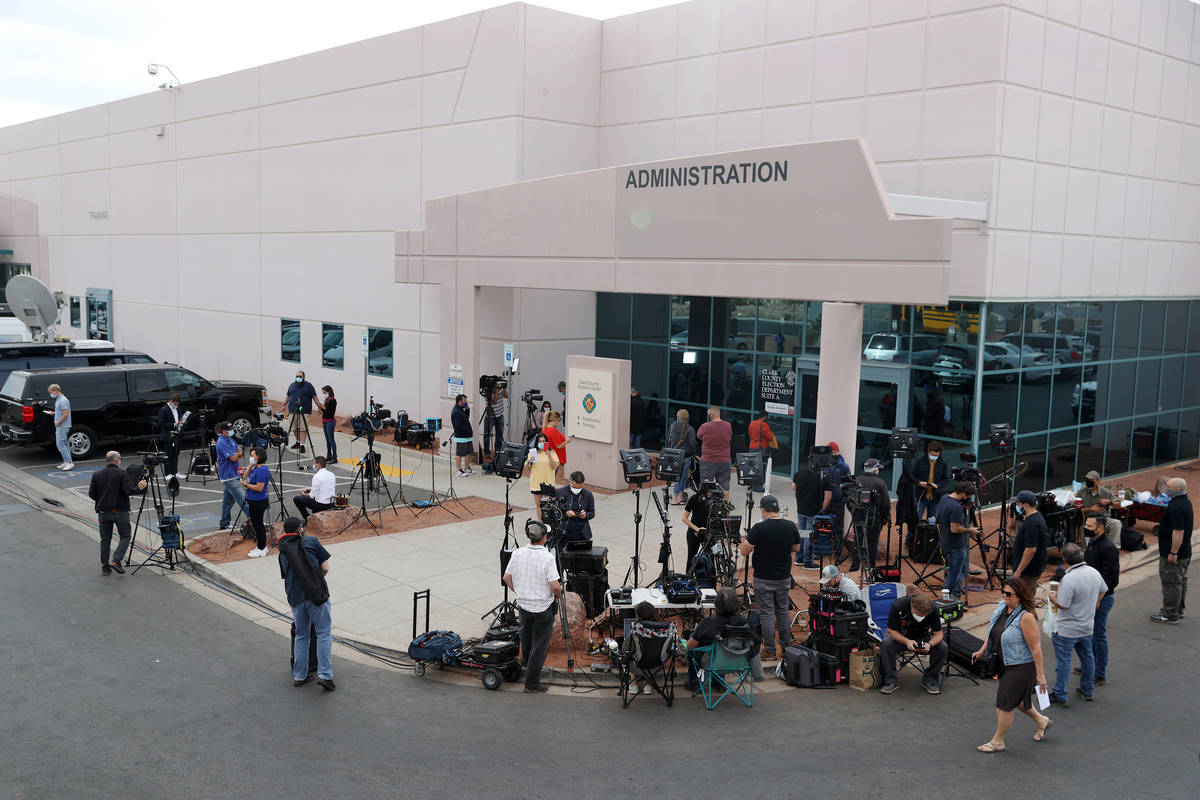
1035, 686, 1050, 711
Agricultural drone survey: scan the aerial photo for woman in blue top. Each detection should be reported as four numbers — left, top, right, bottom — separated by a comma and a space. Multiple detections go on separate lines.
973, 578, 1052, 752
240, 447, 271, 558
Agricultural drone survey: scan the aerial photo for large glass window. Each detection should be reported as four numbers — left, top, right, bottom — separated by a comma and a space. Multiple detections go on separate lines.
69, 296, 81, 327
632, 295, 670, 344
281, 319, 300, 363
670, 296, 712, 349
368, 328, 393, 377
758, 300, 804, 354
321, 323, 344, 370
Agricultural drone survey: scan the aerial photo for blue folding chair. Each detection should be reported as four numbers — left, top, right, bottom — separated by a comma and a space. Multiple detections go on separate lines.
688, 624, 755, 710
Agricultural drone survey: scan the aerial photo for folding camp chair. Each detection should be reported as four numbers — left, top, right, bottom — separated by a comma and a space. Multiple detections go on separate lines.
616, 620, 678, 708
689, 623, 755, 710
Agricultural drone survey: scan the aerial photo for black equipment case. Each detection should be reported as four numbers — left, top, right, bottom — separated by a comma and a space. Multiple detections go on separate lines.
467, 639, 519, 666
810, 610, 869, 639
567, 570, 609, 619
910, 523, 941, 563
947, 628, 991, 678
561, 545, 608, 575
807, 633, 864, 683
781, 643, 839, 688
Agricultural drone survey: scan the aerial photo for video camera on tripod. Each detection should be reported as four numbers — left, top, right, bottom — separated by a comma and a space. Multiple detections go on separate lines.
840, 474, 874, 512
951, 451, 982, 487
351, 396, 396, 439
536, 482, 566, 535
479, 374, 509, 398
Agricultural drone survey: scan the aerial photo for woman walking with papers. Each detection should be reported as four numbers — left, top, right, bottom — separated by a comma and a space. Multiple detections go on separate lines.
973, 579, 1052, 752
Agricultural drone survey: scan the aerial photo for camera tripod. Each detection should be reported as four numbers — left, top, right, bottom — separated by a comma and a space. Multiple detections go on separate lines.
481, 477, 520, 628
340, 434, 401, 533
184, 407, 215, 486
623, 478, 649, 588
976, 456, 1029, 589
414, 436, 471, 519
128, 453, 189, 573
285, 403, 311, 465
649, 490, 675, 589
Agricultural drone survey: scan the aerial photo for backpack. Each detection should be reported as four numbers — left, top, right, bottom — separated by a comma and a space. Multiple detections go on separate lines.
408, 630, 463, 663
1122, 524, 1148, 552
278, 534, 329, 606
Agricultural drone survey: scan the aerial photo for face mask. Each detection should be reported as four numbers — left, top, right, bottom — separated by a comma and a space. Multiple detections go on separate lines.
929, 454, 938, 461
538, 442, 546, 451
1086, 479, 1096, 488
247, 457, 256, 466
911, 612, 928, 622
570, 486, 582, 495
295, 377, 303, 383
322, 392, 329, 399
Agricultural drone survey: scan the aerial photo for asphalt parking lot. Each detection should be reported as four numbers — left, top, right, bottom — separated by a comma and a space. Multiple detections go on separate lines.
0, 438, 427, 536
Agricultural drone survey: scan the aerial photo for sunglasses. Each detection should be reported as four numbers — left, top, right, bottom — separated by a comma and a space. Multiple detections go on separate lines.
1001, 590, 1016, 597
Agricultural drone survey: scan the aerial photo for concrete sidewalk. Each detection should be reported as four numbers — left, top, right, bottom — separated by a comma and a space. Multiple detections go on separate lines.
0, 430, 1187, 665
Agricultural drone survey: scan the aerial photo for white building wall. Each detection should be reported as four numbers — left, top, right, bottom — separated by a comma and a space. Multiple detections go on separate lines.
0, 3, 602, 417
594, 0, 1200, 301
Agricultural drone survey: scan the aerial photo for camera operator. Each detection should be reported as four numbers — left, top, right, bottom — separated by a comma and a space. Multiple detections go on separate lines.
483, 380, 508, 459
855, 458, 892, 570
1009, 490, 1048, 587
241, 446, 272, 558
682, 481, 722, 570
555, 471, 595, 547
503, 520, 562, 694
157, 393, 183, 479
87, 451, 147, 575
740, 494, 800, 660
791, 450, 833, 570
286, 370, 318, 454
936, 481, 982, 601
215, 422, 249, 531
450, 394, 475, 477
293, 456, 336, 521
526, 432, 559, 520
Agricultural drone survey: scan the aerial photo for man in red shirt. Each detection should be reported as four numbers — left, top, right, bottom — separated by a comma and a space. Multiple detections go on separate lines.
746, 410, 776, 492
697, 406, 733, 491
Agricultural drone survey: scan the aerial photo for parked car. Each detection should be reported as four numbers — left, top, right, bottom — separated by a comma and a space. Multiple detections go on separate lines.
863, 333, 942, 364
930, 344, 999, 390
1001, 332, 1093, 364
982, 341, 1060, 383
0, 341, 155, 387
0, 363, 269, 459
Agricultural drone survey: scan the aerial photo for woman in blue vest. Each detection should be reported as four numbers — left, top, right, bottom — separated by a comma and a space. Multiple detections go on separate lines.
973, 578, 1052, 752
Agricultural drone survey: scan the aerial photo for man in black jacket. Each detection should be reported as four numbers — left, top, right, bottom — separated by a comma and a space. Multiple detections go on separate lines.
909, 440, 949, 522
157, 393, 183, 479
87, 451, 147, 575
450, 394, 474, 477
1083, 513, 1119, 684
555, 471, 595, 547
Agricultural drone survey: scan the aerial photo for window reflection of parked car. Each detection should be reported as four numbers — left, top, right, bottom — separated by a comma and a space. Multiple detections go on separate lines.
1002, 332, 1092, 365
982, 341, 1060, 383
931, 344, 1001, 390
670, 330, 748, 350
1072, 381, 1096, 423
281, 329, 301, 362
367, 329, 393, 376
321, 328, 345, 368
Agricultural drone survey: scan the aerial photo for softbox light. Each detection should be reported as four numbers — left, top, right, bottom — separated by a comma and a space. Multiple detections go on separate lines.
656, 447, 686, 481
735, 451, 764, 486
887, 428, 921, 459
808, 445, 835, 469
493, 440, 527, 480
619, 448, 652, 483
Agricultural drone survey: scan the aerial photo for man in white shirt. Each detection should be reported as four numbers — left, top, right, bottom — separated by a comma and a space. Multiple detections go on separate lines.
293, 456, 336, 520
503, 520, 562, 694
1047, 543, 1109, 707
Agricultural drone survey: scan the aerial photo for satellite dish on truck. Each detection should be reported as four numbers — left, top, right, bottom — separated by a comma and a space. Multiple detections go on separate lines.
5, 275, 62, 342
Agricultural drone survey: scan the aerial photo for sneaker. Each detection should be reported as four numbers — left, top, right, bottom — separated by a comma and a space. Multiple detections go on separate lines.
761, 649, 778, 661
218, 524, 232, 531
247, 547, 268, 558
61, 463, 74, 471
801, 563, 818, 570
880, 682, 900, 695
1050, 695, 1069, 708
456, 470, 467, 477
293, 674, 314, 687
1075, 689, 1094, 702
316, 678, 336, 691
523, 684, 549, 694
465, 467, 475, 474
1150, 614, 1180, 625
55, 463, 67, 470
922, 680, 941, 695
290, 443, 301, 450
1096, 677, 1107, 686
1072, 667, 1082, 675
109, 562, 125, 575
298, 445, 306, 454
101, 565, 112, 575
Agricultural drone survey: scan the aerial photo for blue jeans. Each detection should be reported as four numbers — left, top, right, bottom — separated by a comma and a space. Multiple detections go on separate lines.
629, 433, 643, 448
916, 494, 935, 521
1051, 631, 1094, 701
1092, 594, 1114, 679
672, 456, 692, 499
943, 545, 968, 598
322, 420, 337, 462
796, 514, 817, 566
55, 425, 72, 465
219, 477, 249, 529
292, 599, 333, 681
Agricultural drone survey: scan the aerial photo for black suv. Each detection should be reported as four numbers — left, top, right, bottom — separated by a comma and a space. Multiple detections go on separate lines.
0, 364, 270, 459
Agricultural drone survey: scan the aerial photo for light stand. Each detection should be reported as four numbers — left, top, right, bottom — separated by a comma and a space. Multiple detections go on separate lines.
481, 473, 520, 628
938, 608, 979, 688
735, 451, 764, 604
184, 407, 214, 485
650, 490, 674, 588
620, 448, 652, 588
979, 422, 1019, 589
285, 403, 312, 466
415, 423, 470, 518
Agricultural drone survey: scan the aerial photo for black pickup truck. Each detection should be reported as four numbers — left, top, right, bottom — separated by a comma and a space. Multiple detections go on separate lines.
0, 363, 270, 459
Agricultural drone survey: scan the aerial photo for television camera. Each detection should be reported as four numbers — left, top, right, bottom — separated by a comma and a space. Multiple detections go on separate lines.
951, 451, 982, 487
479, 374, 508, 398
351, 396, 396, 439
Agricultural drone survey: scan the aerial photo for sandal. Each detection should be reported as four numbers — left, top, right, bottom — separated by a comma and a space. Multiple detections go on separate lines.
976, 742, 1007, 753
1034, 718, 1054, 742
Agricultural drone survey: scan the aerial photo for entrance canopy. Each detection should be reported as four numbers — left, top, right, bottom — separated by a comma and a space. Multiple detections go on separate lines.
397, 139, 953, 467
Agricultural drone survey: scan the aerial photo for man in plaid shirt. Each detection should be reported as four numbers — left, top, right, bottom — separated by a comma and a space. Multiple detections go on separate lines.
503, 521, 562, 694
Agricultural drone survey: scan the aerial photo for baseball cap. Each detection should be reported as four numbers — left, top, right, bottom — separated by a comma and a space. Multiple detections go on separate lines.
863, 458, 882, 471
1015, 490, 1037, 505
827, 441, 840, 452
1084, 470, 1100, 481
283, 517, 303, 534
759, 494, 780, 512
820, 565, 840, 584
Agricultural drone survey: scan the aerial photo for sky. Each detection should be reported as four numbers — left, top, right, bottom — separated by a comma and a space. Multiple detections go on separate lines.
0, 0, 675, 128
